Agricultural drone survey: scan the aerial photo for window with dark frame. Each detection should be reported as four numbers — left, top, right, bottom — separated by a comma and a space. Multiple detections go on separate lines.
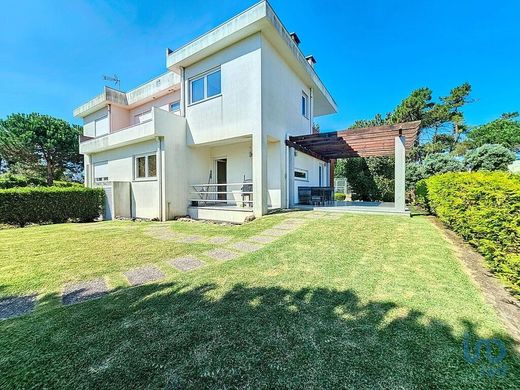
135, 154, 157, 179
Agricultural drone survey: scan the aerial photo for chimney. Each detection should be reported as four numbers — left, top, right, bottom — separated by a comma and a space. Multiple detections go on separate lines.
289, 32, 301, 46
305, 55, 317, 68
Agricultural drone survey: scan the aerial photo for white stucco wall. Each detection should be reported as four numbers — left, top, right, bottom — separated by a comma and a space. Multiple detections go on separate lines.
292, 150, 328, 204
89, 139, 160, 219
185, 33, 262, 145
261, 36, 312, 140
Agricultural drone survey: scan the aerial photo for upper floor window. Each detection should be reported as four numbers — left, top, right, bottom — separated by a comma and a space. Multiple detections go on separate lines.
94, 115, 109, 137
134, 109, 152, 124
135, 154, 157, 180
301, 92, 309, 119
189, 69, 221, 104
169, 101, 181, 115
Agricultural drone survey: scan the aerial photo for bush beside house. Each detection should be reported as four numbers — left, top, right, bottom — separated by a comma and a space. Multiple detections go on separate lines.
0, 173, 82, 189
417, 171, 520, 295
0, 187, 104, 226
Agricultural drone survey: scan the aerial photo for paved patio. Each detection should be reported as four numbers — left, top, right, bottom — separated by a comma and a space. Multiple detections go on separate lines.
297, 201, 410, 216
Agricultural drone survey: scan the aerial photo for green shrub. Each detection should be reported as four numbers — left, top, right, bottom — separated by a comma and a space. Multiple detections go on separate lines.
0, 173, 81, 189
422, 153, 464, 176
0, 187, 104, 226
335, 157, 394, 201
334, 193, 346, 201
464, 143, 516, 171
417, 172, 520, 295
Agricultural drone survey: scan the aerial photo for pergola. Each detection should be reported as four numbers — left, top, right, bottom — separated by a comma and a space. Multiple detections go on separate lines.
285, 121, 421, 212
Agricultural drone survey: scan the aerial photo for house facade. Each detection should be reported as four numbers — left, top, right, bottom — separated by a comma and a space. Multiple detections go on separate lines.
74, 1, 337, 223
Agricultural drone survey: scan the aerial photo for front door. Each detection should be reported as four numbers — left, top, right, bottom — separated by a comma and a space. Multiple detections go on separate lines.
216, 159, 227, 201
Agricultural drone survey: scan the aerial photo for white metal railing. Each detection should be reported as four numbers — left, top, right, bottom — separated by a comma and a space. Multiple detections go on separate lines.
190, 182, 253, 208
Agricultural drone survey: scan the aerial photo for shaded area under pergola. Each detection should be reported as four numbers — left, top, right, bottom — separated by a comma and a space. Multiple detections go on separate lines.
286, 121, 421, 213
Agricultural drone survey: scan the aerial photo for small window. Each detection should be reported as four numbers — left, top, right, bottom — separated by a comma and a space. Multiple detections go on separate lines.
169, 101, 181, 114
294, 168, 308, 181
135, 154, 157, 180
135, 109, 152, 124
94, 161, 109, 182
189, 68, 221, 104
301, 92, 309, 118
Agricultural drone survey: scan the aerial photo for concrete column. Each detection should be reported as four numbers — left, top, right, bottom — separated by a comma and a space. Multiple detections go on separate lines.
288, 146, 294, 208
252, 132, 268, 216
394, 135, 406, 212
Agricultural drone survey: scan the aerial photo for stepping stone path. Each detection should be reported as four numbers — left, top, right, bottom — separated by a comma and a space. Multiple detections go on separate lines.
178, 235, 203, 243
248, 235, 278, 244
262, 228, 291, 237
62, 278, 109, 306
145, 226, 180, 241
168, 256, 205, 272
205, 248, 241, 261
229, 241, 264, 253
125, 265, 165, 286
0, 295, 36, 320
273, 223, 300, 230
207, 236, 233, 244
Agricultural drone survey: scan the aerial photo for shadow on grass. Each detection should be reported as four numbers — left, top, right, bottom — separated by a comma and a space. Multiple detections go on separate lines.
1, 282, 519, 389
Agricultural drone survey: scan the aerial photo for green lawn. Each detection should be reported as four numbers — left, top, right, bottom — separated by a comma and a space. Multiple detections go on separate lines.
1, 213, 519, 389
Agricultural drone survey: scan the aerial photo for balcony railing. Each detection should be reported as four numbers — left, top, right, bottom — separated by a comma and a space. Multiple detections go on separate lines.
190, 182, 253, 208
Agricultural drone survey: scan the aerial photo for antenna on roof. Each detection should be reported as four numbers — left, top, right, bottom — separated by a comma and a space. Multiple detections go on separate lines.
102, 74, 121, 89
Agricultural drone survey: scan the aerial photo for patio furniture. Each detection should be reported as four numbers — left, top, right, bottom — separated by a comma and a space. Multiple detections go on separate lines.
241, 179, 253, 207
297, 186, 333, 205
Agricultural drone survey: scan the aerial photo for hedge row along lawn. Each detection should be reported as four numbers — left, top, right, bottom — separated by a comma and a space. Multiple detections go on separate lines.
1, 213, 519, 388
0, 186, 104, 226
417, 171, 520, 296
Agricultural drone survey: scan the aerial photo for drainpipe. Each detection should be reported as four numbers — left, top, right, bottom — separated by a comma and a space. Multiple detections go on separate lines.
180, 67, 186, 117
107, 104, 112, 133
156, 136, 163, 221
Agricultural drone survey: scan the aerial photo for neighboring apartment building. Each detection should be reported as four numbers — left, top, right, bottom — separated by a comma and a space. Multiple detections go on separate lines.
74, 1, 337, 223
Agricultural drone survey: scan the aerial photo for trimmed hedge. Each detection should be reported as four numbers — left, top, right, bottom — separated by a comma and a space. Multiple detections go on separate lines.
0, 174, 81, 189
0, 187, 104, 226
417, 172, 520, 295
334, 193, 347, 201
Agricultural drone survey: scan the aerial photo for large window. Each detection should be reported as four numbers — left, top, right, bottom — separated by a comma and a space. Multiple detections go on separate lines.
134, 109, 152, 124
135, 154, 157, 180
189, 69, 221, 104
94, 161, 108, 182
301, 92, 309, 118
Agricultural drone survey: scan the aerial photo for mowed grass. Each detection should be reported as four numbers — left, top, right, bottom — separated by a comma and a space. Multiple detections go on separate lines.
1, 213, 519, 389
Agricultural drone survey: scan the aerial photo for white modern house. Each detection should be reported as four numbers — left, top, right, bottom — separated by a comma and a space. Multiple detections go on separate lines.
74, 1, 338, 223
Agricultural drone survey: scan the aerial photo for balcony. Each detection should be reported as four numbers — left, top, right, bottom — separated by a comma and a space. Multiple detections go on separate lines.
79, 107, 186, 154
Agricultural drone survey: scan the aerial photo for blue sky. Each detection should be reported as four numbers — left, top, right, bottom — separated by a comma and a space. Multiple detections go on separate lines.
1, 0, 519, 131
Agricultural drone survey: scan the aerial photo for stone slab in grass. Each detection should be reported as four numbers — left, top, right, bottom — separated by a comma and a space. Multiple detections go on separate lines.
284, 218, 306, 225
62, 278, 109, 306
205, 248, 241, 261
178, 235, 203, 244
304, 214, 324, 219
248, 235, 278, 244
229, 241, 264, 253
168, 256, 205, 272
0, 295, 36, 320
273, 223, 300, 231
145, 226, 180, 241
261, 228, 291, 237
124, 265, 165, 286
207, 236, 233, 244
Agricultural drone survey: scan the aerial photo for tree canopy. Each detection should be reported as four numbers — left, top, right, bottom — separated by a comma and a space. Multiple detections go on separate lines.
0, 113, 82, 185
467, 112, 520, 150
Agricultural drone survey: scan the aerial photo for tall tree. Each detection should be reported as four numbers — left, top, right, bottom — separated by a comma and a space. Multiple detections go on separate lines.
468, 112, 520, 150
0, 113, 82, 185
